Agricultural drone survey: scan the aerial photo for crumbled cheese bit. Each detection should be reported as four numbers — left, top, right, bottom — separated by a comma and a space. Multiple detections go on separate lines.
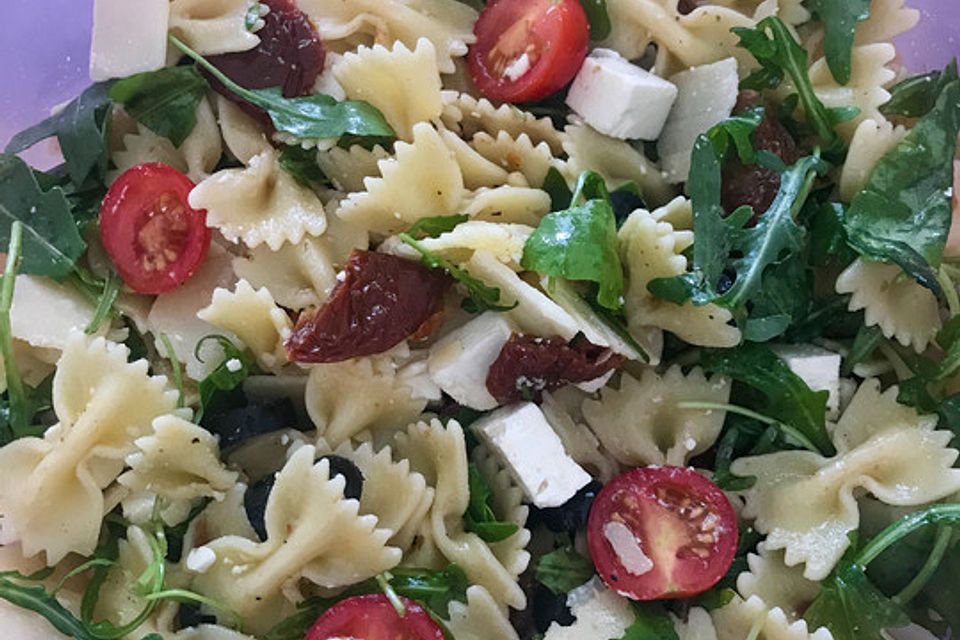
225, 358, 243, 373
603, 521, 654, 576
186, 546, 217, 574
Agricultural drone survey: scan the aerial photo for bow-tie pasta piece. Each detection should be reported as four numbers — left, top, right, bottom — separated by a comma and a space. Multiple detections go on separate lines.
836, 259, 941, 353
736, 545, 822, 622
198, 279, 293, 371
839, 119, 909, 202
460, 186, 551, 226
231, 214, 369, 311
0, 335, 178, 562
190, 147, 328, 251
440, 91, 566, 156
215, 96, 272, 165
470, 131, 555, 188
118, 415, 238, 526
145, 242, 240, 381
316, 144, 390, 193
393, 419, 527, 610
336, 122, 464, 234
582, 365, 731, 467
10, 275, 116, 351
541, 391, 620, 482
323, 439, 434, 552
298, 0, 476, 74
854, 0, 920, 46
169, 0, 261, 55
192, 446, 400, 633
561, 124, 676, 207
446, 585, 521, 640
619, 198, 742, 349
111, 97, 221, 184
333, 38, 443, 142
437, 127, 513, 189
711, 594, 834, 640
773, 44, 896, 141
732, 379, 960, 581
304, 346, 430, 448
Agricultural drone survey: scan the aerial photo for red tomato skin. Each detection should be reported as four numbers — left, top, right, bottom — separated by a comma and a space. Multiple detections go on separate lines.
587, 466, 738, 600
305, 594, 445, 640
468, 0, 590, 103
99, 163, 211, 294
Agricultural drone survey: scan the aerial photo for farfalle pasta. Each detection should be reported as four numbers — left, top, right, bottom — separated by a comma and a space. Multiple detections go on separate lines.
0, 335, 177, 562
1, 1, 958, 639
582, 365, 732, 467
732, 379, 960, 580
192, 447, 400, 631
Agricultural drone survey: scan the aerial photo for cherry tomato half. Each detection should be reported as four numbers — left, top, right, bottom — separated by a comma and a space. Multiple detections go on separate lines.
587, 466, 738, 600
99, 163, 211, 294
467, 0, 589, 103
305, 594, 445, 640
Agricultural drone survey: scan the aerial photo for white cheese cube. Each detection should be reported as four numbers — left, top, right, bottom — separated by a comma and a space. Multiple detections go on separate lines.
771, 344, 842, 419
566, 49, 678, 141
658, 57, 740, 183
428, 313, 516, 411
472, 402, 592, 508
90, 0, 169, 81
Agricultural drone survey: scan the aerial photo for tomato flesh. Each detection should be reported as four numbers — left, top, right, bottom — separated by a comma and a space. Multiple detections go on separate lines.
468, 0, 589, 103
587, 466, 738, 600
99, 163, 211, 294
306, 594, 444, 640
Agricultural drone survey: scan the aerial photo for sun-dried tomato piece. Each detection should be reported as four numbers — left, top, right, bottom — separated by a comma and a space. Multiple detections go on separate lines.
486, 334, 623, 405
286, 251, 451, 363
204, 0, 325, 120
721, 91, 802, 224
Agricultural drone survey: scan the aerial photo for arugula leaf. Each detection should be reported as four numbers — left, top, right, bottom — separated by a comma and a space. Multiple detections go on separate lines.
807, 201, 855, 267
194, 335, 257, 422
842, 324, 884, 376
400, 233, 516, 313
0, 154, 87, 279
171, 35, 396, 141
616, 602, 679, 640
463, 462, 520, 542
707, 106, 764, 163
711, 422, 758, 491
805, 504, 960, 640
881, 59, 959, 118
804, 552, 910, 640
0, 578, 99, 640
579, 0, 611, 41
734, 17, 856, 152
842, 80, 960, 295
522, 171, 623, 310
700, 343, 834, 455
109, 66, 208, 147
5, 83, 113, 189
804, 0, 872, 85
388, 565, 469, 620
542, 165, 573, 211
407, 213, 469, 239
277, 144, 329, 187
647, 138, 825, 331
534, 547, 595, 595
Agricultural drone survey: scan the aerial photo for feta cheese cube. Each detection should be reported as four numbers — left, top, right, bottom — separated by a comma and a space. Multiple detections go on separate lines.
771, 344, 842, 419
90, 0, 169, 81
566, 49, 678, 141
658, 57, 740, 183
428, 313, 515, 411
543, 578, 635, 640
472, 402, 592, 508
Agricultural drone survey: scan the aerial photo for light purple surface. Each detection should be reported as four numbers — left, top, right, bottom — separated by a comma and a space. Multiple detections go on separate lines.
2, 0, 959, 168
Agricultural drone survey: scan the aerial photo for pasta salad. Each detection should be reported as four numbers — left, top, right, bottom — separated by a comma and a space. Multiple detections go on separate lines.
1, 0, 959, 639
